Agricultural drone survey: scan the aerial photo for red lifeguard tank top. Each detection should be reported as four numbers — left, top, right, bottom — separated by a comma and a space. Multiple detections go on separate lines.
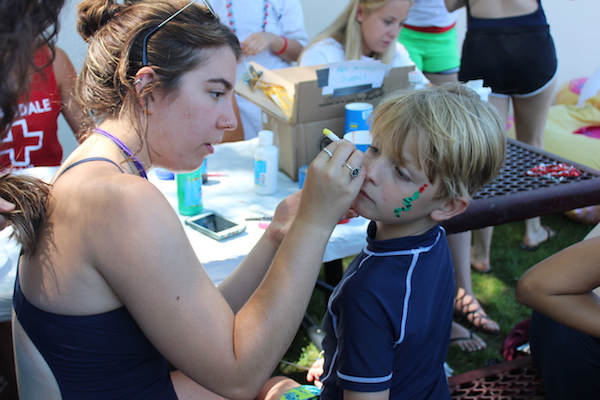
0, 47, 63, 171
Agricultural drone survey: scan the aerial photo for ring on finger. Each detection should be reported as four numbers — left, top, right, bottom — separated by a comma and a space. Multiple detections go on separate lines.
345, 163, 361, 178
322, 148, 333, 158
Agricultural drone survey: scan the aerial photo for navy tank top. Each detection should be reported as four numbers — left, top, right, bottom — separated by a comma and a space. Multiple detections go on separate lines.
13, 157, 178, 399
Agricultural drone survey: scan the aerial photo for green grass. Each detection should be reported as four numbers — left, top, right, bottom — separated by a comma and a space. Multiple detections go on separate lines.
277, 212, 594, 381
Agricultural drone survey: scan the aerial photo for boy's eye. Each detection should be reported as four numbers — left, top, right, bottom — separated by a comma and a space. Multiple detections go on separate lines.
367, 145, 379, 154
395, 166, 411, 181
211, 91, 225, 99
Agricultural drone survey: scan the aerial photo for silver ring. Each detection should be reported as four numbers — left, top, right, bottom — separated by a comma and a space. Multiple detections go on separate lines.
322, 148, 333, 158
345, 163, 361, 178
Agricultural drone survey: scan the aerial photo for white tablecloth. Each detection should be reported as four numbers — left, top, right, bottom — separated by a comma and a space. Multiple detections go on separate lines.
151, 138, 369, 285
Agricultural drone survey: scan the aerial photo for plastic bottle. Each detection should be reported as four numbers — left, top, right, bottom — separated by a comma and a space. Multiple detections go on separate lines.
465, 79, 492, 102
176, 168, 203, 216
408, 70, 426, 90
254, 130, 278, 195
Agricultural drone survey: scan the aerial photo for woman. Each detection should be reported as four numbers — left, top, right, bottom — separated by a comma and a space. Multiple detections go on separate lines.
298, 0, 427, 88
0, 0, 66, 233
211, 0, 308, 140
516, 223, 600, 398
0, 44, 86, 171
446, 0, 558, 272
11, 1, 364, 399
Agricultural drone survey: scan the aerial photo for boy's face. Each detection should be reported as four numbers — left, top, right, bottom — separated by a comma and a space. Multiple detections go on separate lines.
351, 136, 448, 240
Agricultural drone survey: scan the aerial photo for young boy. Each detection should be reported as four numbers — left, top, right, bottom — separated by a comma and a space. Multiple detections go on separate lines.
258, 83, 506, 400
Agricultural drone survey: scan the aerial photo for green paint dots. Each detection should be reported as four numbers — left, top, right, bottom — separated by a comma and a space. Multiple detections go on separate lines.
394, 184, 428, 218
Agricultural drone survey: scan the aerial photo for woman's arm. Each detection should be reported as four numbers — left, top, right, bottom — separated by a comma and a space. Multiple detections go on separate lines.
444, 0, 466, 12
240, 33, 303, 63
217, 191, 300, 312
516, 234, 600, 338
102, 140, 364, 399
52, 46, 87, 138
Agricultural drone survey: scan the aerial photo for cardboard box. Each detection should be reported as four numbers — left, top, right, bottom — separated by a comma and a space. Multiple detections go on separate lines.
236, 62, 413, 180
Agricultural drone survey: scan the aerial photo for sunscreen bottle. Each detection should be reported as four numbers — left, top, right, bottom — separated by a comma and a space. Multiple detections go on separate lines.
254, 130, 278, 195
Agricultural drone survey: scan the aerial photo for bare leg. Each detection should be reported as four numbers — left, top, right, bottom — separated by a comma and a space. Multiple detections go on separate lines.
424, 72, 458, 86
471, 227, 493, 273
448, 231, 474, 293
513, 80, 558, 249
469, 95, 511, 270
448, 233, 499, 333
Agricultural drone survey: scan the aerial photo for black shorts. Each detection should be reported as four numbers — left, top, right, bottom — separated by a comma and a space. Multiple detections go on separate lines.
459, 25, 557, 97
530, 311, 600, 399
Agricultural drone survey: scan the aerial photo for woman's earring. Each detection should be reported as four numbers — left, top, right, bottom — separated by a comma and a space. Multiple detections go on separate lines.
133, 78, 142, 85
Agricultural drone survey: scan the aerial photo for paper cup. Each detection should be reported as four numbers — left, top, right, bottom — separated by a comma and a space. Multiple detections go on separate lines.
345, 102, 373, 134
344, 131, 372, 152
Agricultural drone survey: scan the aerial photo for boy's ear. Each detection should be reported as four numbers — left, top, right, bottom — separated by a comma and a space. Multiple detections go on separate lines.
430, 197, 469, 222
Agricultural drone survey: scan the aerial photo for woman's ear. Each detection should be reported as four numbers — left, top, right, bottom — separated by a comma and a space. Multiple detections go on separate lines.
356, 4, 365, 22
133, 66, 156, 95
134, 66, 157, 113
430, 197, 469, 222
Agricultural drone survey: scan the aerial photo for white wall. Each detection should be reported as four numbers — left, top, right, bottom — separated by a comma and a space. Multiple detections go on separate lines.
55, 0, 600, 158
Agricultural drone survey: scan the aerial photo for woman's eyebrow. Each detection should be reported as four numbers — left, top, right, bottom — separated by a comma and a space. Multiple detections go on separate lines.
207, 78, 233, 90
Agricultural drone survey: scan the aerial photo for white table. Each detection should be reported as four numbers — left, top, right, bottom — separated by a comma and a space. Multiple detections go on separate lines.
150, 138, 369, 285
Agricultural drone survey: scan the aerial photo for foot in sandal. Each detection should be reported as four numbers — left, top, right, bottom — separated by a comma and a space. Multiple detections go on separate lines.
520, 225, 557, 251
450, 322, 486, 352
454, 287, 500, 333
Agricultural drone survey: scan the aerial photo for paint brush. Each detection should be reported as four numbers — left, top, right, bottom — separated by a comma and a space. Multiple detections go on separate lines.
323, 128, 340, 142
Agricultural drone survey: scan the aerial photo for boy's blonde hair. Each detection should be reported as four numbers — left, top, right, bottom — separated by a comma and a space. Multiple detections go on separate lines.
371, 83, 506, 201
303, 0, 413, 64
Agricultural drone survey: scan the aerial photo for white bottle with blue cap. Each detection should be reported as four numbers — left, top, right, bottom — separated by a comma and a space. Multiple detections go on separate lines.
254, 130, 278, 195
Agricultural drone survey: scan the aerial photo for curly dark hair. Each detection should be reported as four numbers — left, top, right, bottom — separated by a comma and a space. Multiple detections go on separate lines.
0, 0, 66, 135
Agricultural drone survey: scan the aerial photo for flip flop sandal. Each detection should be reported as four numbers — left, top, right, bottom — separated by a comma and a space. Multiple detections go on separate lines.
454, 288, 500, 334
450, 331, 485, 352
519, 225, 557, 251
471, 263, 493, 274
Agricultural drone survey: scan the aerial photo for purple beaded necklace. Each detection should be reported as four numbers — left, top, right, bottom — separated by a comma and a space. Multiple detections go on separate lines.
225, 0, 269, 34
94, 128, 148, 180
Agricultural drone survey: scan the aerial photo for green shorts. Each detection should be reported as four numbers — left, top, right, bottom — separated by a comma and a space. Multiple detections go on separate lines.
280, 385, 321, 400
398, 27, 460, 74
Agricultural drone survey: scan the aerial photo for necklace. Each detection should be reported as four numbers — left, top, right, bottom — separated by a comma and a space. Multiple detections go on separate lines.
94, 128, 148, 180
225, 0, 269, 34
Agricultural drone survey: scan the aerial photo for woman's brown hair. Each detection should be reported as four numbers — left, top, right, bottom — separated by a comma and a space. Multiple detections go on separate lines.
1, 0, 242, 257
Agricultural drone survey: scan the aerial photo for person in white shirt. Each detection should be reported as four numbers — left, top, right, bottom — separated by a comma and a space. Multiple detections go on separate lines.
212, 0, 308, 140
298, 0, 429, 87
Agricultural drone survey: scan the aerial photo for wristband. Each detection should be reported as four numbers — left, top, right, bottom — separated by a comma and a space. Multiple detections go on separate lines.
274, 36, 288, 55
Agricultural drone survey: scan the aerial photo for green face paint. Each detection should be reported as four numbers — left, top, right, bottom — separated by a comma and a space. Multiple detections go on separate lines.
394, 184, 428, 218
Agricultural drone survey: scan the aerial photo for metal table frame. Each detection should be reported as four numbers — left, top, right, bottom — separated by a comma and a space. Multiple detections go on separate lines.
443, 138, 600, 234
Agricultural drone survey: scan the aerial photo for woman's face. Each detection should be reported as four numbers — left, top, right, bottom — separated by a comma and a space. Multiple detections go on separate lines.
356, 0, 411, 57
147, 46, 238, 173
